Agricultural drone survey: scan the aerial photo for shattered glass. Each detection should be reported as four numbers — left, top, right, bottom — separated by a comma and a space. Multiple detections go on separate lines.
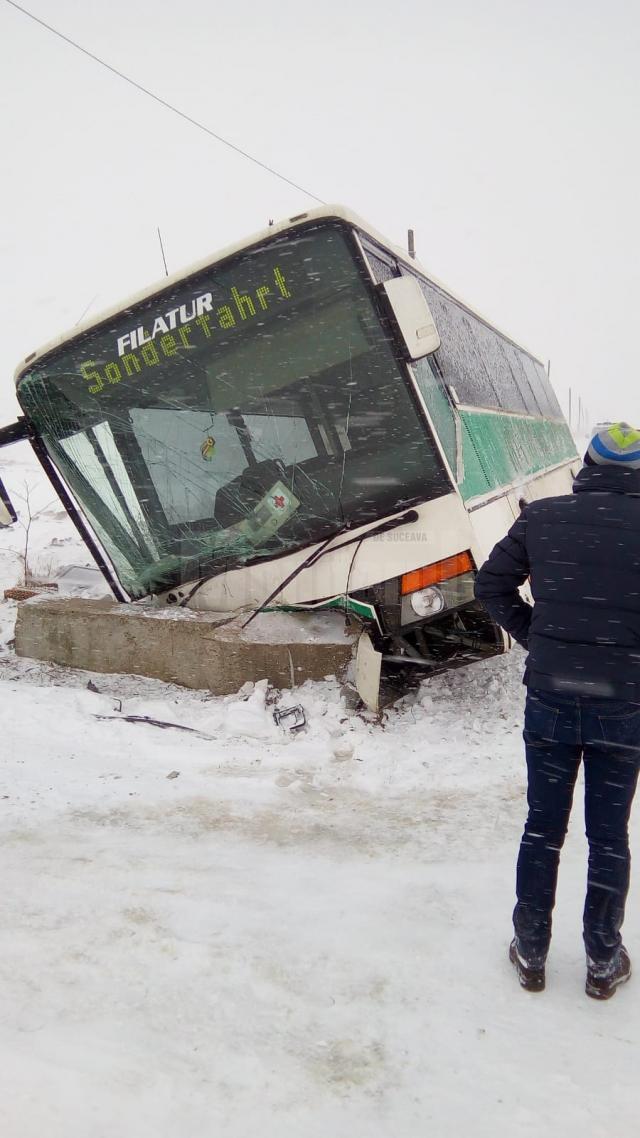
17, 224, 450, 598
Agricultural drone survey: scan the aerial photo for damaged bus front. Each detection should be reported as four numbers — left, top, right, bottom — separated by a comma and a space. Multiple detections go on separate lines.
3, 207, 576, 707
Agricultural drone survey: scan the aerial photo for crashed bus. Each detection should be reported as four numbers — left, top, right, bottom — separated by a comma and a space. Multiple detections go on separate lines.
0, 206, 578, 707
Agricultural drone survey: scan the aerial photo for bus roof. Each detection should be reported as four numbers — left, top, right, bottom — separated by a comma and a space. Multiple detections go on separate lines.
14, 204, 544, 383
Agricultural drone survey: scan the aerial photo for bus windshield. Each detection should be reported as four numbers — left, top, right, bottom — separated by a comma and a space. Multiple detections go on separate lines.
17, 222, 450, 598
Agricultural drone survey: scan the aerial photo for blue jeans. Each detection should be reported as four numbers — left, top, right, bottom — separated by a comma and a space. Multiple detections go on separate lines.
514, 688, 640, 965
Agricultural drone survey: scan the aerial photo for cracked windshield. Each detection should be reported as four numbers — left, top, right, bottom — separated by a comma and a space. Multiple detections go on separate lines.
17, 223, 449, 598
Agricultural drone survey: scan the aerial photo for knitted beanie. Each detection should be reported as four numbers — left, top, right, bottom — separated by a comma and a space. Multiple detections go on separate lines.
584, 423, 640, 469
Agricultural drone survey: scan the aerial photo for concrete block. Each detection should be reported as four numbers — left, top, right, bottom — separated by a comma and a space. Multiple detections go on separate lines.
15, 598, 356, 694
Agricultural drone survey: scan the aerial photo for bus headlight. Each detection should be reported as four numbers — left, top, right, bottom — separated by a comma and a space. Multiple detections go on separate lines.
409, 586, 445, 618
399, 570, 477, 625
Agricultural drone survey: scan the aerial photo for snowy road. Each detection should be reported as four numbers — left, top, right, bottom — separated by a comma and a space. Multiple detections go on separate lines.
0, 449, 638, 1136
0, 654, 638, 1138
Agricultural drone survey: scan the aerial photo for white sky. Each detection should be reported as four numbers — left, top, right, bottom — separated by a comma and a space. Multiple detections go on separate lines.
1, 0, 639, 429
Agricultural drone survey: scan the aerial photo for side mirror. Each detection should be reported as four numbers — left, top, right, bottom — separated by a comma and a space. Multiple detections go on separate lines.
381, 275, 441, 359
0, 476, 17, 527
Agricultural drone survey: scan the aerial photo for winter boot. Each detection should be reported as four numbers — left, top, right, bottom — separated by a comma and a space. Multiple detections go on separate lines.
509, 938, 546, 992
585, 946, 631, 1000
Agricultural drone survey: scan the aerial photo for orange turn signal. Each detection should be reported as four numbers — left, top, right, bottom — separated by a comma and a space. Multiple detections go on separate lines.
401, 551, 474, 595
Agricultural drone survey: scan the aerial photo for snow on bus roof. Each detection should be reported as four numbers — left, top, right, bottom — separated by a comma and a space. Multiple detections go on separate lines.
14, 204, 544, 383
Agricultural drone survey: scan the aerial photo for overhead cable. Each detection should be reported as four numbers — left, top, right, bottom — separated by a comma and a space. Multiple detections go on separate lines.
4, 0, 325, 205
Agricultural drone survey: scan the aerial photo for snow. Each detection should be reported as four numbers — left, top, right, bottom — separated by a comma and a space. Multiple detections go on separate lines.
0, 442, 107, 599
235, 609, 356, 644
0, 448, 639, 1137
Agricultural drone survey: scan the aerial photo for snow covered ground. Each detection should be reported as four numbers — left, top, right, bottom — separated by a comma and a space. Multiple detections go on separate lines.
0, 445, 639, 1138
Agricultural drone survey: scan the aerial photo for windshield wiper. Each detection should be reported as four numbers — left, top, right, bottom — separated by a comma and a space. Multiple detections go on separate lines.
242, 508, 419, 629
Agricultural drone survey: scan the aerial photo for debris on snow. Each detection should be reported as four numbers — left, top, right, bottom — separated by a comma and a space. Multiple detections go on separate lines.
273, 704, 307, 732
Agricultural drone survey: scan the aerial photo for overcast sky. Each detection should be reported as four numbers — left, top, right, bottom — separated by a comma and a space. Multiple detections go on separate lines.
1, 0, 639, 430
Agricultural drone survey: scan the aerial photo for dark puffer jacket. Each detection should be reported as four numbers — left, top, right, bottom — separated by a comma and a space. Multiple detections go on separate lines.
474, 464, 640, 701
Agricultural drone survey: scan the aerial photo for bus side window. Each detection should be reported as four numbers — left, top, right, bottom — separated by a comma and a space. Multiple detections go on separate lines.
358, 235, 400, 284
414, 280, 501, 411
471, 322, 527, 415
412, 356, 458, 481
366, 251, 398, 283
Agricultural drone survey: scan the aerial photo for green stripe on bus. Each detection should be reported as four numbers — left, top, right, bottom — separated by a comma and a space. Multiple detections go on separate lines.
267, 596, 377, 620
458, 411, 577, 501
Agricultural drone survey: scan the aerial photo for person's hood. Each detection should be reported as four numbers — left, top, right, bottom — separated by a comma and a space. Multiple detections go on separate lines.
573, 464, 640, 495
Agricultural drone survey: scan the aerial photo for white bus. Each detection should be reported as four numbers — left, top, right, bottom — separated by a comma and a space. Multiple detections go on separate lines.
0, 206, 578, 707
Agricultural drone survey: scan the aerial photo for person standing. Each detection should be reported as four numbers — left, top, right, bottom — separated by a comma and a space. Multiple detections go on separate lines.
475, 423, 640, 998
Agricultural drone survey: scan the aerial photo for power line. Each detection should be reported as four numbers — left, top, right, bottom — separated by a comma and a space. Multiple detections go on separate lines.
4, 0, 325, 205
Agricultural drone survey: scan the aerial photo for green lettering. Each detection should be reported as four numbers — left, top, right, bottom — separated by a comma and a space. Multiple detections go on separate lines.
256, 285, 271, 310
160, 334, 178, 357
122, 352, 141, 377
274, 266, 291, 298
80, 360, 104, 394
141, 342, 160, 367
178, 326, 193, 349
104, 362, 122, 385
195, 314, 212, 338
231, 286, 256, 320
217, 305, 236, 329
